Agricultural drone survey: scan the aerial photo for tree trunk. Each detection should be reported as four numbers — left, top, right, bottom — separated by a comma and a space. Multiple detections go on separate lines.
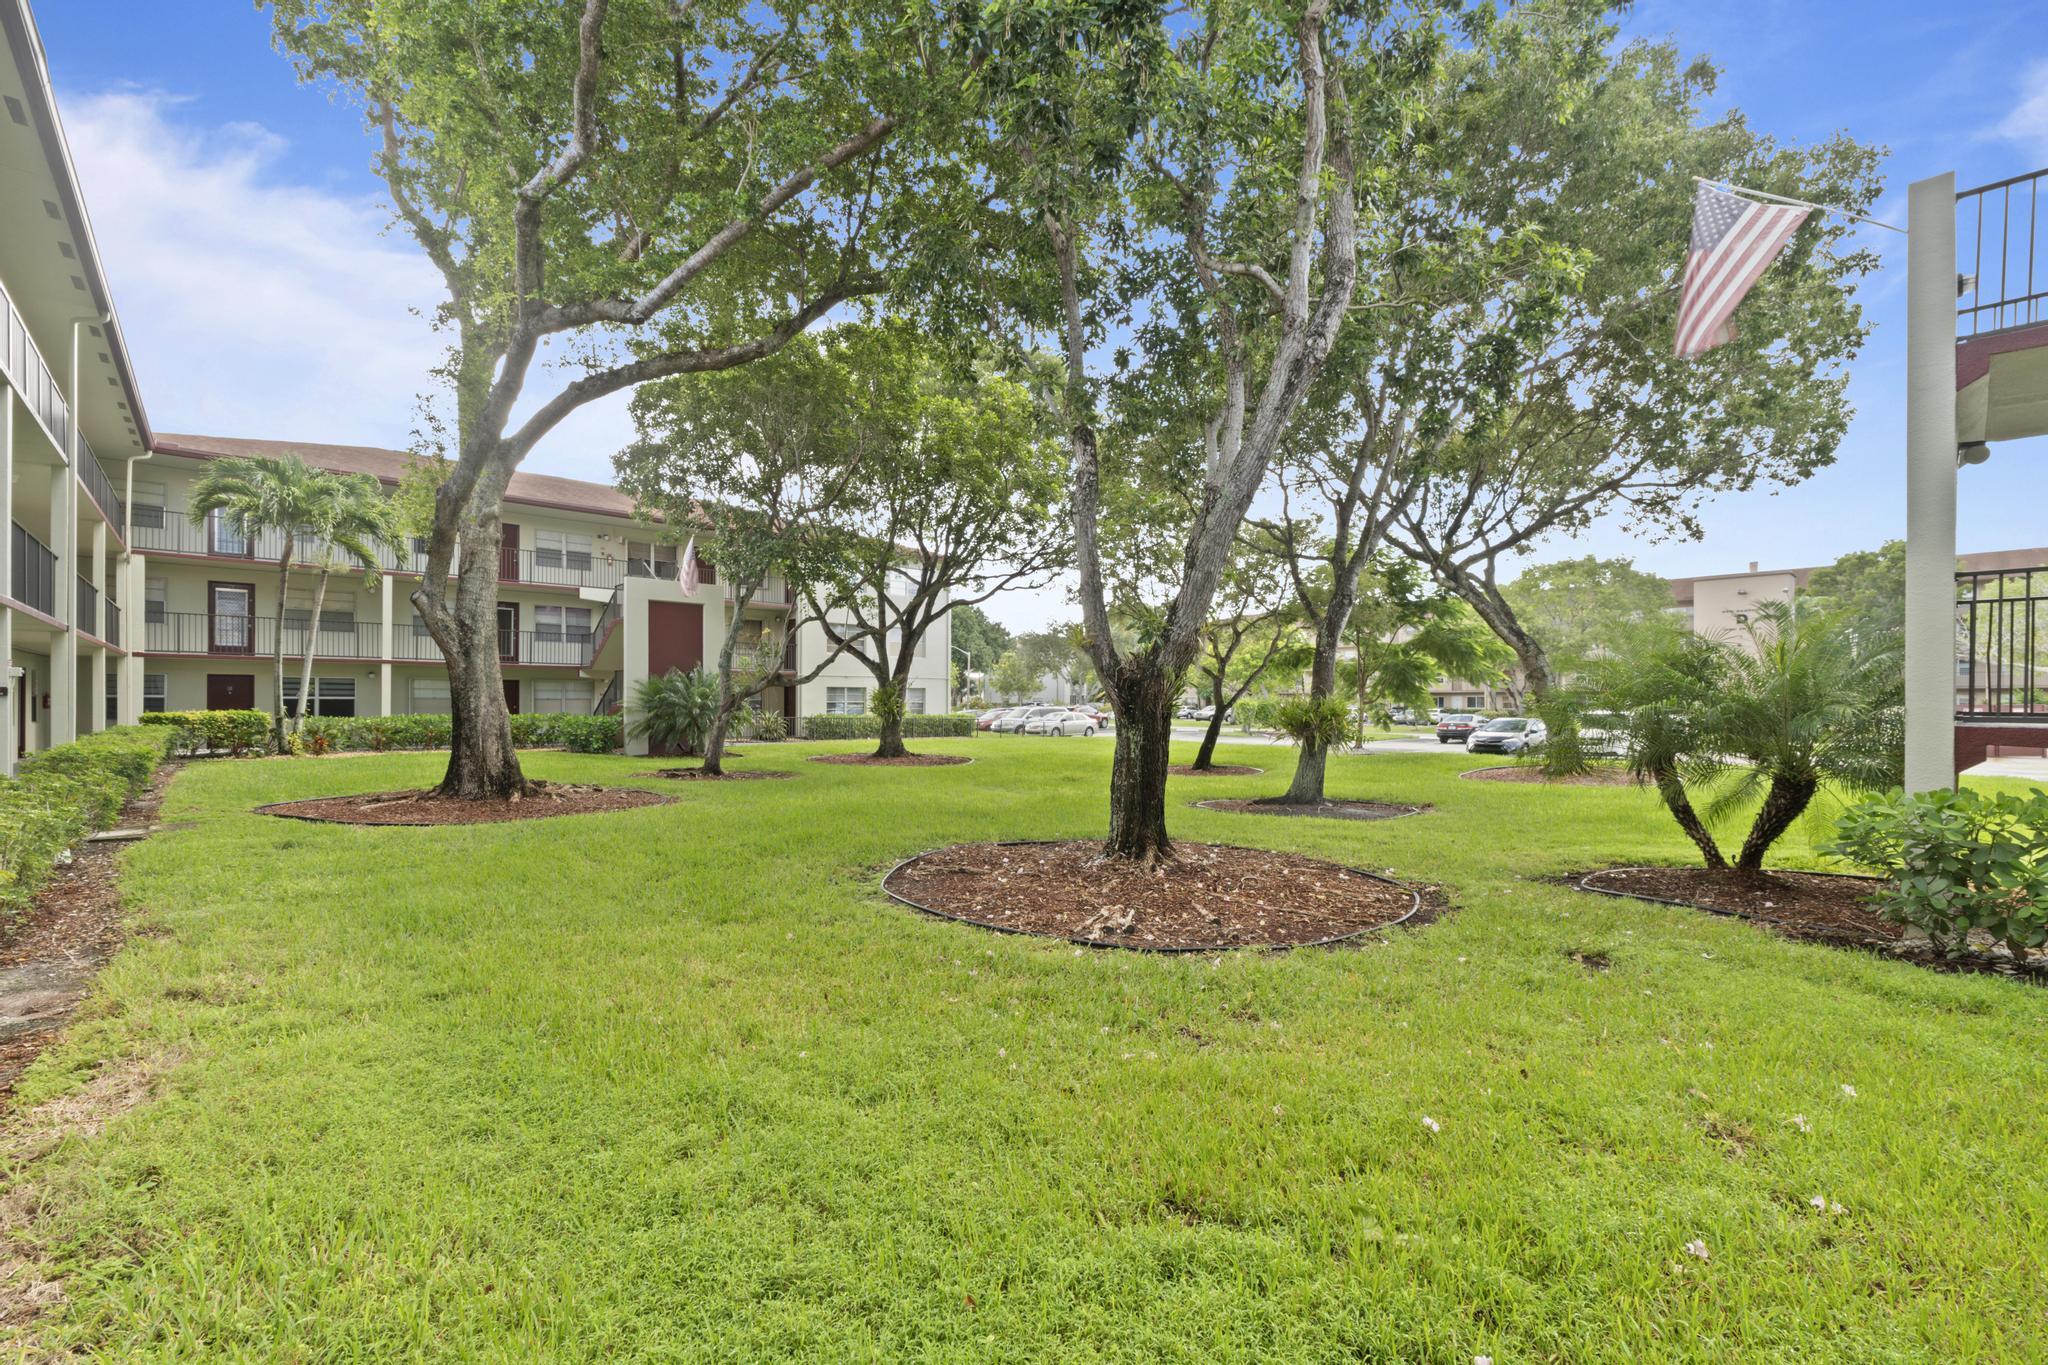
870, 670, 913, 759
1192, 688, 1228, 771
271, 553, 292, 754
1103, 668, 1176, 862
1446, 569, 1556, 703
701, 702, 735, 777
1653, 767, 1727, 870
874, 711, 909, 759
1736, 773, 1817, 872
1278, 608, 1347, 805
433, 515, 526, 799
290, 568, 330, 737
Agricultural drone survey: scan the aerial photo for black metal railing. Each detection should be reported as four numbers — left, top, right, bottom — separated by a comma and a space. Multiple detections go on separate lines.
76, 575, 96, 638
590, 584, 623, 655
0, 277, 71, 452
10, 522, 56, 616
104, 599, 121, 648
145, 612, 385, 660
79, 445, 125, 537
391, 623, 592, 667
595, 671, 623, 715
1957, 568, 2048, 718
1958, 168, 2048, 336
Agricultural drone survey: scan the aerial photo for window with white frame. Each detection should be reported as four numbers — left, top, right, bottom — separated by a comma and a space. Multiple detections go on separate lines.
284, 676, 358, 719
905, 687, 927, 714
535, 528, 595, 572
130, 479, 166, 530
143, 674, 167, 713
283, 588, 358, 645
825, 686, 866, 715
145, 577, 167, 624
533, 604, 592, 643
531, 680, 592, 714
410, 678, 452, 713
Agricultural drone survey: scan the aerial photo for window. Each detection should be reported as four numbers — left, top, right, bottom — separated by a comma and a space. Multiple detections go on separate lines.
626, 540, 678, 580
106, 668, 119, 724
143, 674, 167, 713
410, 678, 452, 713
905, 687, 927, 715
130, 479, 166, 530
283, 677, 357, 719
533, 604, 592, 643
145, 577, 167, 624
826, 686, 866, 715
531, 680, 592, 714
534, 528, 594, 572
208, 509, 250, 556
1465, 695, 1484, 709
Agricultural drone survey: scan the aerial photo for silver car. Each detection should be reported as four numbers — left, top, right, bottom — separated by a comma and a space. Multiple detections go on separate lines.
1024, 708, 1100, 737
994, 706, 1062, 734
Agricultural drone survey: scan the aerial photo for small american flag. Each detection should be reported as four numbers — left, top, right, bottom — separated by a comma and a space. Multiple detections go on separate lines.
1674, 181, 1810, 358
679, 536, 700, 594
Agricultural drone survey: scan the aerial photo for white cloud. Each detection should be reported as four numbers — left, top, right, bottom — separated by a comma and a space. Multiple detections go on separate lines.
1993, 59, 2048, 159
60, 88, 444, 449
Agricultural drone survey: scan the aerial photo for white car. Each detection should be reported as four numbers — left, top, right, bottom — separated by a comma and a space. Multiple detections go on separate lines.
1466, 716, 1547, 755
1024, 709, 1100, 737
994, 705, 1063, 734
1577, 710, 1628, 757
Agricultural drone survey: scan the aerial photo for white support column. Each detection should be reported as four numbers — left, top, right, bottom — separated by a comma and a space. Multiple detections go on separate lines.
87, 520, 107, 731
0, 401, 13, 774
378, 574, 394, 716
1905, 171, 1959, 794
119, 550, 144, 725
47, 464, 75, 746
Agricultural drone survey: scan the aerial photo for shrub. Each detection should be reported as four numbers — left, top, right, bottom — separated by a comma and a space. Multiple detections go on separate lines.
0, 726, 172, 911
741, 709, 788, 742
1235, 697, 1280, 732
140, 709, 270, 757
1273, 695, 1350, 750
801, 713, 975, 739
629, 668, 719, 756
1828, 787, 2048, 958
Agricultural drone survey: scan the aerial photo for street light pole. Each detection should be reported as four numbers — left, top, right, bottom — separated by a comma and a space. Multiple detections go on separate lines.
951, 644, 972, 710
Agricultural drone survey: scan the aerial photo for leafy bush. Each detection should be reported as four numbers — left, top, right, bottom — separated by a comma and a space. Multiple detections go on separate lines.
1234, 697, 1281, 732
293, 711, 623, 754
1828, 787, 2048, 958
140, 709, 270, 757
1273, 695, 1351, 750
801, 713, 975, 739
742, 709, 788, 743
0, 726, 172, 910
629, 668, 720, 756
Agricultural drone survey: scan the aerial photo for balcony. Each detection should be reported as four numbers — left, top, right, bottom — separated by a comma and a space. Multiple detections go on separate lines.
145, 612, 385, 660
76, 575, 96, 638
391, 623, 595, 668
0, 278, 126, 539
1956, 168, 2048, 445
9, 522, 56, 617
1956, 567, 2048, 719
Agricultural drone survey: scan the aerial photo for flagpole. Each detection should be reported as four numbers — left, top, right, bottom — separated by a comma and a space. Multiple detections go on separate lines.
1694, 176, 1907, 235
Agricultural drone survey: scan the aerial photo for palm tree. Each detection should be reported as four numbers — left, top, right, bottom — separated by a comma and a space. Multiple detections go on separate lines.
188, 455, 336, 754
289, 474, 402, 736
627, 668, 720, 758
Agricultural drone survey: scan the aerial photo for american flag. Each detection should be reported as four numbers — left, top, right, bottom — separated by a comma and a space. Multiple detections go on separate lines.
679, 536, 700, 594
1674, 181, 1810, 358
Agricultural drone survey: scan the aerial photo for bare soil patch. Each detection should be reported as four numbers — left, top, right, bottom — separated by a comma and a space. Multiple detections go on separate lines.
1169, 764, 1263, 777
636, 767, 794, 781
808, 753, 973, 768
259, 780, 670, 826
1192, 796, 1426, 822
1574, 865, 1900, 944
883, 839, 1418, 951
1463, 765, 1635, 786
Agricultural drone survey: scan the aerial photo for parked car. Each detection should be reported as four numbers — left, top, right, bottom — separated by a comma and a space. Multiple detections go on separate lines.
1176, 702, 1208, 719
1466, 716, 1546, 755
975, 707, 1017, 732
1435, 714, 1486, 744
1576, 709, 1628, 757
1067, 703, 1113, 727
1024, 709, 1101, 737
1386, 705, 1420, 726
993, 706, 1063, 734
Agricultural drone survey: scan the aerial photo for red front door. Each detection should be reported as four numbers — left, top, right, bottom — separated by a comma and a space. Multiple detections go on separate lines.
500, 523, 521, 580
207, 674, 255, 710
503, 680, 520, 715
498, 603, 518, 661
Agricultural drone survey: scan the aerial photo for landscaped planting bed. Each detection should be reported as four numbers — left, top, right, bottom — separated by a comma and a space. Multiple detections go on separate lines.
808, 752, 972, 767
1462, 764, 1636, 786
259, 781, 669, 825
883, 839, 1417, 949
1168, 763, 1263, 776
1573, 865, 1899, 944
636, 767, 794, 781
1192, 796, 1426, 821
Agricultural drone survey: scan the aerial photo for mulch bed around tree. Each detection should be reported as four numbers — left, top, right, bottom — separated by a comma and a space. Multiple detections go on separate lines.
258, 781, 671, 826
1192, 796, 1427, 822
883, 839, 1419, 951
635, 767, 794, 781
1462, 765, 1636, 786
1169, 764, 1264, 777
808, 753, 973, 767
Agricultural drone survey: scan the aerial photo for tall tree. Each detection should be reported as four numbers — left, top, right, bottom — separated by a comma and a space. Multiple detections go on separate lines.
1802, 540, 1905, 643
795, 329, 1067, 759
187, 454, 348, 754
267, 0, 982, 797
616, 335, 876, 776
1339, 557, 1510, 743
989, 650, 1041, 705
1387, 35, 1882, 699
980, 0, 1457, 861
1499, 556, 1674, 700
948, 605, 1014, 688
1188, 542, 1305, 771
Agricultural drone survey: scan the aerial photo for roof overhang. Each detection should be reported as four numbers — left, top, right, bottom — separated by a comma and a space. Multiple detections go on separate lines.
1957, 320, 2048, 445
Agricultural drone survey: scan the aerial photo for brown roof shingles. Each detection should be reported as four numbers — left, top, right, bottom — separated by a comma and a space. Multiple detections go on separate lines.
151, 433, 644, 521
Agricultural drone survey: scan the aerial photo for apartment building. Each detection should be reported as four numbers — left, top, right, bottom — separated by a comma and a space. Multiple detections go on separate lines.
0, 0, 152, 773
133, 436, 951, 754
0, 2, 947, 763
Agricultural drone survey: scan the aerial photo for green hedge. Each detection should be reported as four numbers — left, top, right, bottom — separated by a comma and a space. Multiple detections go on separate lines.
0, 726, 172, 911
301, 712, 622, 755
140, 709, 271, 756
801, 713, 976, 740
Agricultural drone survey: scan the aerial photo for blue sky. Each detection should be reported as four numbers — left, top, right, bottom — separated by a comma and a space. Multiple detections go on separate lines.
32, 1, 2048, 630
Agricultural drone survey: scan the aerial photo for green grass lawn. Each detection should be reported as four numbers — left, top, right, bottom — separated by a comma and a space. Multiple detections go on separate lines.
9, 737, 2047, 1360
